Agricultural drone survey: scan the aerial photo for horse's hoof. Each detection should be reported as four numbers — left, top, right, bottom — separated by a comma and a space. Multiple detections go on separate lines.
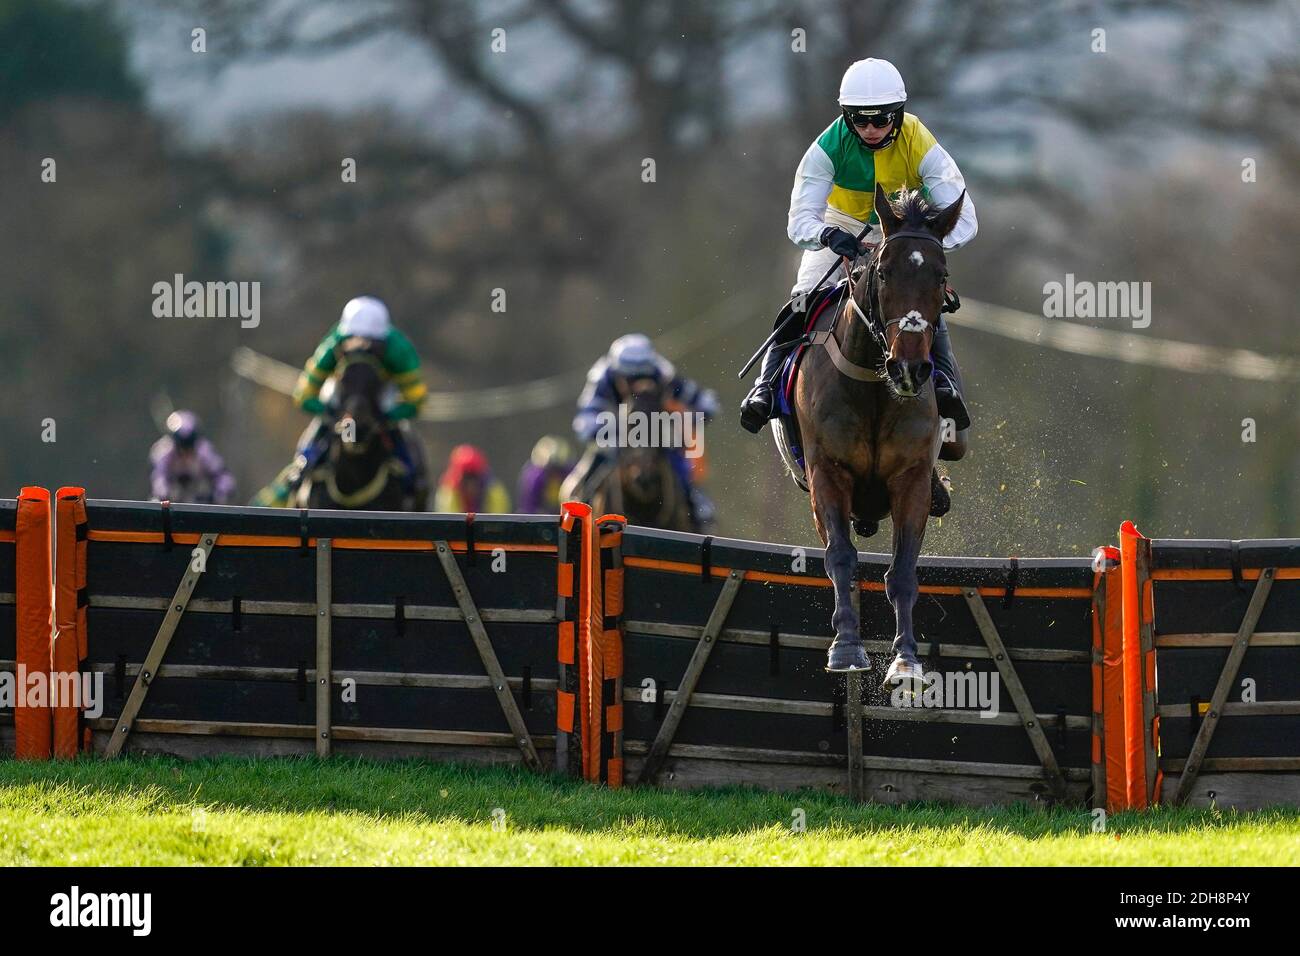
882, 657, 928, 693
826, 640, 871, 673
929, 471, 952, 518
852, 519, 879, 538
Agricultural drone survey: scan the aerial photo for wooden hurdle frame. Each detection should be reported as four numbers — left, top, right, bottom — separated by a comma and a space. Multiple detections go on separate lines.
2, 491, 1295, 812
1120, 524, 1300, 810
609, 528, 1097, 805
52, 497, 563, 765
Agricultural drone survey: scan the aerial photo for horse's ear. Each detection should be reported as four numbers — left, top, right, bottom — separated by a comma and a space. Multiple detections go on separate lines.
874, 183, 902, 235
929, 190, 966, 239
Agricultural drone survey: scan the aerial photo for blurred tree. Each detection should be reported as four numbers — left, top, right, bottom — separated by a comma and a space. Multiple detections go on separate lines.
3, 0, 1295, 549
0, 0, 140, 120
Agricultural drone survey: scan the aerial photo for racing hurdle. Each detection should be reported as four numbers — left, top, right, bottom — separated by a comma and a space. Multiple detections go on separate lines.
1114, 523, 1300, 810
1, 491, 565, 767
0, 489, 1295, 810
573, 516, 1098, 805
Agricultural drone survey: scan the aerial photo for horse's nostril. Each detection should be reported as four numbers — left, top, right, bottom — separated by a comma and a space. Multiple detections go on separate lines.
885, 358, 903, 381
916, 361, 933, 385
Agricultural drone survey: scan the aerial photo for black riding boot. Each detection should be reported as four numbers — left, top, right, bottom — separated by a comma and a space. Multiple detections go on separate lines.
740, 306, 806, 434
929, 316, 970, 431
928, 317, 966, 518
387, 423, 428, 508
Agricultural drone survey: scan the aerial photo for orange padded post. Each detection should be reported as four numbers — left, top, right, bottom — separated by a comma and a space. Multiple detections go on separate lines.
556, 502, 590, 777
1091, 545, 1127, 811
15, 487, 53, 759
582, 507, 603, 783
597, 514, 627, 787
1118, 521, 1152, 809
53, 488, 88, 757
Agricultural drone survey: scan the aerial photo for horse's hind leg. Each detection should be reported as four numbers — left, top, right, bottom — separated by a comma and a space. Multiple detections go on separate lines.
883, 464, 933, 691
810, 460, 870, 672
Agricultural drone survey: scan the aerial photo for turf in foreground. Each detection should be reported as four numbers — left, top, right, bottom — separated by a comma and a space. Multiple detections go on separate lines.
0, 756, 1296, 866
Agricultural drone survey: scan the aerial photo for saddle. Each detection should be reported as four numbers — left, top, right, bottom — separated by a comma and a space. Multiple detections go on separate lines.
290, 413, 428, 509
769, 282, 955, 524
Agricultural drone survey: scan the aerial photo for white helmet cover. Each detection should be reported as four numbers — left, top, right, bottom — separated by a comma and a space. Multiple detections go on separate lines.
338, 295, 392, 339
608, 333, 659, 377
838, 58, 907, 106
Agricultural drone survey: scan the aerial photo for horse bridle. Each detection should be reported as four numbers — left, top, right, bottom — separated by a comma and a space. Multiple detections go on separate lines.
845, 228, 947, 355
333, 351, 387, 455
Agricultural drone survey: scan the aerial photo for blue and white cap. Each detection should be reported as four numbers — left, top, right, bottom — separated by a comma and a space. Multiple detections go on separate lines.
608, 333, 660, 378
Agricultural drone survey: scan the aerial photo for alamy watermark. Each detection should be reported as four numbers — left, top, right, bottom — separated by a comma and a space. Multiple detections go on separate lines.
1043, 274, 1151, 329
1, 667, 104, 718
890, 668, 1000, 718
50, 886, 150, 936
593, 406, 705, 458
152, 273, 260, 328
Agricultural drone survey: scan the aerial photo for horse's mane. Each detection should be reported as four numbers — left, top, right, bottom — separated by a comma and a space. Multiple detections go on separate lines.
886, 186, 944, 233
339, 335, 386, 360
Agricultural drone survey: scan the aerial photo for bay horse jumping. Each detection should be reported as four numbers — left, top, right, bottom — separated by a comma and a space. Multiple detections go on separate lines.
794, 184, 967, 685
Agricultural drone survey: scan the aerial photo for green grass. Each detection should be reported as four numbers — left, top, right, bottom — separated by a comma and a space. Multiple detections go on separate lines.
0, 756, 1296, 865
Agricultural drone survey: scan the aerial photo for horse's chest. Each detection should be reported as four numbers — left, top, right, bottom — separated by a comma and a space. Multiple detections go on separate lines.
801, 379, 937, 477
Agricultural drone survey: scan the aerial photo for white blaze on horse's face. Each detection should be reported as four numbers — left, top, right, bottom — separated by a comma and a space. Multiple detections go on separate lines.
896, 310, 927, 334
909, 251, 924, 267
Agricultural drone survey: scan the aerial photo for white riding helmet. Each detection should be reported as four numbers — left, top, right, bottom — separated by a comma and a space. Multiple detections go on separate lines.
608, 333, 660, 378
838, 58, 907, 107
838, 59, 907, 151
338, 295, 392, 339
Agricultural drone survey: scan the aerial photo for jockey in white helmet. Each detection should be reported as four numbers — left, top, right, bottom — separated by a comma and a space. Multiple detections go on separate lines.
739, 57, 977, 438
573, 334, 719, 530
252, 295, 429, 508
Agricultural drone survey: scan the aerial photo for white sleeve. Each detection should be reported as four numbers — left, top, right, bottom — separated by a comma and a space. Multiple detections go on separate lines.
918, 143, 978, 250
787, 141, 835, 251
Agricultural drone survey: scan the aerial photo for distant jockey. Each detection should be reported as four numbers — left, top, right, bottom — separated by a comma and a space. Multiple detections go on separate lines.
253, 295, 428, 507
516, 435, 576, 515
149, 411, 236, 505
434, 444, 511, 513
573, 333, 718, 528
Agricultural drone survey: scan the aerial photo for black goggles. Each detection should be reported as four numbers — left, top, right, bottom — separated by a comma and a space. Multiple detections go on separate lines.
843, 106, 900, 129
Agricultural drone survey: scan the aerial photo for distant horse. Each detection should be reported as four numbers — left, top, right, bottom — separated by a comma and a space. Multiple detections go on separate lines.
168, 472, 215, 505
303, 339, 411, 511
790, 184, 967, 685
564, 376, 695, 532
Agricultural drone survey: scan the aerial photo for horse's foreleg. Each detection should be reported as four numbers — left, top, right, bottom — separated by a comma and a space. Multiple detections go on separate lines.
811, 461, 869, 672
884, 463, 932, 689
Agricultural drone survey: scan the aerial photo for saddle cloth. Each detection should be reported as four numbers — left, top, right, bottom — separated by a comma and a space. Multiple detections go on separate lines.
771, 283, 846, 486
775, 283, 846, 419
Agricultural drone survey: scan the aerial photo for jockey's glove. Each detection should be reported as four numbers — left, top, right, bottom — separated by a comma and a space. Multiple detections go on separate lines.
942, 284, 961, 314
820, 226, 863, 260
573, 411, 602, 443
